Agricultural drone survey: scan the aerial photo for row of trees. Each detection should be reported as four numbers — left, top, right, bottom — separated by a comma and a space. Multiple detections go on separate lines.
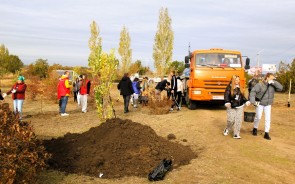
118, 7, 175, 77
87, 7, 180, 121
0, 44, 24, 77
276, 60, 295, 93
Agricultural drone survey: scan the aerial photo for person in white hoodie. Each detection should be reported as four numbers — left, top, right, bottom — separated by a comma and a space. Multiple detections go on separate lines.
176, 76, 184, 110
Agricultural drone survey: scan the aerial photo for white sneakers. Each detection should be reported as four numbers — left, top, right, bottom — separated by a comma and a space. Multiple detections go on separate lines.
223, 128, 229, 136
233, 135, 241, 139
223, 128, 241, 139
61, 113, 69, 116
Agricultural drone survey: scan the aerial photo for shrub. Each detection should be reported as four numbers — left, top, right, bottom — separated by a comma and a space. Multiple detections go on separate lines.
26, 72, 59, 101
0, 103, 50, 184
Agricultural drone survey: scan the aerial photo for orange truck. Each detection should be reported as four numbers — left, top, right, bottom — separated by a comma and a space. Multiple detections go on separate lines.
183, 48, 250, 109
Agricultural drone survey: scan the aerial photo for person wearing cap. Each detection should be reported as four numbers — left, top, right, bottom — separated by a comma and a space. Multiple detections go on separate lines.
249, 73, 283, 140
57, 71, 71, 116
2, 76, 27, 119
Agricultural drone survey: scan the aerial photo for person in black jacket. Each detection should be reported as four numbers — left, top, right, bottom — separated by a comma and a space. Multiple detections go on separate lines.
155, 79, 170, 101
223, 75, 250, 139
117, 73, 134, 113
169, 71, 178, 111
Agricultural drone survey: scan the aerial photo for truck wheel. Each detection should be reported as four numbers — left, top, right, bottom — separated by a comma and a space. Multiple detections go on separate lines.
186, 90, 197, 110
187, 99, 197, 110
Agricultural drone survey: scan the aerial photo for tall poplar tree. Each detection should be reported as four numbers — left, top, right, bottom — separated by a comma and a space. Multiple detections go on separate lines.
88, 21, 102, 76
153, 7, 174, 77
118, 26, 132, 75
88, 21, 118, 121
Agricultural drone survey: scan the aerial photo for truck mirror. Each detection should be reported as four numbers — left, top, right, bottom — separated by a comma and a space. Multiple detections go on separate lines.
246, 58, 250, 65
185, 63, 190, 68
185, 56, 190, 64
245, 58, 250, 70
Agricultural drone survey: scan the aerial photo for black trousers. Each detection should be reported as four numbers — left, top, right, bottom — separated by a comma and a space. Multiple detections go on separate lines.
74, 91, 77, 102
176, 91, 182, 106
171, 93, 179, 108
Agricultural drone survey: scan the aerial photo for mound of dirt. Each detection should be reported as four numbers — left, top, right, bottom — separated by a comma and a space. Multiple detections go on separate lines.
43, 118, 197, 179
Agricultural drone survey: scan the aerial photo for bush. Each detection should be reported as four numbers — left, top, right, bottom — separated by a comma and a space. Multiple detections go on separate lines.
276, 59, 295, 94
26, 72, 59, 101
0, 103, 50, 184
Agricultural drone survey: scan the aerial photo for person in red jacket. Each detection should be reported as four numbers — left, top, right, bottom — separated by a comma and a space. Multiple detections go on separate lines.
80, 74, 91, 113
2, 76, 27, 120
57, 71, 71, 116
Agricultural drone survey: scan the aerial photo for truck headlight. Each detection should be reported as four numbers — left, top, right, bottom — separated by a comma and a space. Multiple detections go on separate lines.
193, 90, 201, 95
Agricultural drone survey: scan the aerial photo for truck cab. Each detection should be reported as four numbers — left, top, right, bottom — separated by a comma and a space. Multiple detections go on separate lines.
184, 48, 250, 109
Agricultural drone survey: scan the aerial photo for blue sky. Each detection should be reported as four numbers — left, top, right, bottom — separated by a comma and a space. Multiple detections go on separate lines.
1, 0, 295, 70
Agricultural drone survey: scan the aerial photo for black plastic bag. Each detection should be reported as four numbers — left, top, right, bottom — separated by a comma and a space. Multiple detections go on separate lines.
148, 159, 172, 181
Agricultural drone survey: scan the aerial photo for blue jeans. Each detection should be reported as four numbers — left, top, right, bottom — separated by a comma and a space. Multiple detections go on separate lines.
60, 96, 69, 114
13, 99, 24, 119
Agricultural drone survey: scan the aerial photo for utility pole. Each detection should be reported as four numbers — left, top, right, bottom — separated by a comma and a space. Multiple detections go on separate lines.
257, 49, 264, 74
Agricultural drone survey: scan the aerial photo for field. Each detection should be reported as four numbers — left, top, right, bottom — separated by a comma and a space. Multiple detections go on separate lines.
1, 84, 295, 184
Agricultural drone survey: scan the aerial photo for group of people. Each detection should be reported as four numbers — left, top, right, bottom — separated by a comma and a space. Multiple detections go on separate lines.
155, 70, 184, 111
0, 71, 92, 119
117, 73, 150, 113
57, 71, 91, 116
117, 70, 185, 113
0, 71, 283, 141
223, 72, 283, 140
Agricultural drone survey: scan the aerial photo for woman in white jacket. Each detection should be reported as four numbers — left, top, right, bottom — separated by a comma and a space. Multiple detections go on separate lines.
249, 73, 283, 140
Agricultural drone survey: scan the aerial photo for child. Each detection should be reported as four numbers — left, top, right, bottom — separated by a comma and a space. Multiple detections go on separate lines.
132, 78, 141, 108
140, 77, 149, 106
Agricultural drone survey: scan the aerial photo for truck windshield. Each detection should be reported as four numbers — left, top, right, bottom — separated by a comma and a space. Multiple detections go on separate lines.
195, 53, 241, 68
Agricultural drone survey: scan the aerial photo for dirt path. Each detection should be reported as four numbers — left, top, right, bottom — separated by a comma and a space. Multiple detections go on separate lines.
2, 92, 295, 184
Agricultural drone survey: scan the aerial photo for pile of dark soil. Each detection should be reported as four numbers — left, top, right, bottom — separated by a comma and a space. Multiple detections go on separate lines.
43, 118, 197, 179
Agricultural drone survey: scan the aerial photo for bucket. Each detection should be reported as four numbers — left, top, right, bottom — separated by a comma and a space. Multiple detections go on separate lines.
244, 112, 255, 122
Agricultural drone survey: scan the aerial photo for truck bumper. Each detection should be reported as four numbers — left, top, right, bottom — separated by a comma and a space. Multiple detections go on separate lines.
189, 88, 225, 101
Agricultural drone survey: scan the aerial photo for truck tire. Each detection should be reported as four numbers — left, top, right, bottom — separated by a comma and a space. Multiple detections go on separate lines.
186, 89, 197, 110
